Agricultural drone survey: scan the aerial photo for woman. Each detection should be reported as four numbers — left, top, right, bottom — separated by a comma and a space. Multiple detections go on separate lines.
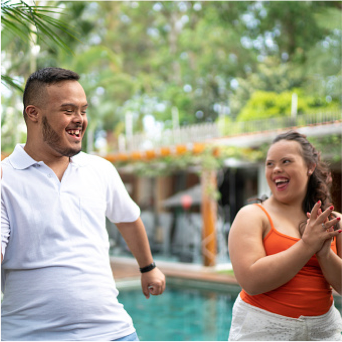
228, 131, 342, 341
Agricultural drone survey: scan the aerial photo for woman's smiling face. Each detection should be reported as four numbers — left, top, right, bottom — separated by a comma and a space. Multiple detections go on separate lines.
265, 139, 311, 204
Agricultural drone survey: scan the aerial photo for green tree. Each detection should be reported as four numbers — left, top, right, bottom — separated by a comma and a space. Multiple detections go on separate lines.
236, 89, 339, 122
1, 0, 79, 89
1, 0, 82, 152
2, 1, 341, 154
227, 2, 341, 117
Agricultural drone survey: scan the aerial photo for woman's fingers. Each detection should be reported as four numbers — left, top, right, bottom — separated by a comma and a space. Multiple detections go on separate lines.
307, 204, 340, 235
307, 208, 322, 220
310, 200, 321, 220
316, 205, 335, 225
322, 216, 341, 230
326, 228, 342, 239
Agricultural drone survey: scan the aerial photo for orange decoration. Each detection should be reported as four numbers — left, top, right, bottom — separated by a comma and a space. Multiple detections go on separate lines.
212, 147, 220, 157
131, 151, 142, 160
176, 145, 187, 155
97, 142, 220, 163
145, 150, 156, 159
104, 155, 118, 163
160, 147, 171, 157
192, 143, 205, 154
117, 153, 129, 161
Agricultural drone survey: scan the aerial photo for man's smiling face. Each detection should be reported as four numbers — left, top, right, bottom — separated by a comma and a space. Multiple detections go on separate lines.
38, 80, 88, 157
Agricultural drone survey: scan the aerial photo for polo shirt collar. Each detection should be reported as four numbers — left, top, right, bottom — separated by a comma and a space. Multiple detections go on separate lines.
9, 144, 89, 169
70, 151, 89, 167
9, 144, 38, 170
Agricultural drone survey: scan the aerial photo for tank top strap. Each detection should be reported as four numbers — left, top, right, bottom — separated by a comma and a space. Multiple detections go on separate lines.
254, 203, 276, 230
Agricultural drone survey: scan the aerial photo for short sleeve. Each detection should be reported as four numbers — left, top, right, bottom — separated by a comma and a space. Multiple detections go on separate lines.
104, 162, 140, 224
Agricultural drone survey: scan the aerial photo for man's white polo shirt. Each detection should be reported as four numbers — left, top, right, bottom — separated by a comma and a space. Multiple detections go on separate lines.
1, 144, 140, 341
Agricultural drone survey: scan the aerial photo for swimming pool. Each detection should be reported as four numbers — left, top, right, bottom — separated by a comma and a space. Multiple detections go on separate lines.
118, 282, 238, 341
1, 262, 340, 341
118, 280, 342, 341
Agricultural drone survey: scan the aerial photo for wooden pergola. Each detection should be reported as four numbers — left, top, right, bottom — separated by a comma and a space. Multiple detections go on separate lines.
102, 142, 219, 267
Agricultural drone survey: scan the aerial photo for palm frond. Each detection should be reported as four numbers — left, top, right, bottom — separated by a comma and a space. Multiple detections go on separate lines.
1, 1, 83, 94
1, 75, 24, 93
1, 1, 81, 54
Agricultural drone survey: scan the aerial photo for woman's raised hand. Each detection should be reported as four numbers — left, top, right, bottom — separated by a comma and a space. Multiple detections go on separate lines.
302, 201, 341, 254
306, 208, 336, 258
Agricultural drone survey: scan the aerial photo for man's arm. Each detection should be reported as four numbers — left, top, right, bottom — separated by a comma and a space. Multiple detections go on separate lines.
116, 217, 166, 299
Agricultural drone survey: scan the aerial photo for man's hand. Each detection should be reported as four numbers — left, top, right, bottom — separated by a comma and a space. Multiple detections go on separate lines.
141, 267, 166, 299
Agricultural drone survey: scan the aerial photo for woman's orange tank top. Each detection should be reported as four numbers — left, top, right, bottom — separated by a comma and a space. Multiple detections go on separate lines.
240, 203, 337, 318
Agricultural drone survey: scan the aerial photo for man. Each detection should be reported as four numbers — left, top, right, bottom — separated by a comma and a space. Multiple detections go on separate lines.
1, 67, 165, 341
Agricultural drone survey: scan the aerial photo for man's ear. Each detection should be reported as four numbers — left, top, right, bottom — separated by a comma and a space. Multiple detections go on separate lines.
25, 105, 40, 123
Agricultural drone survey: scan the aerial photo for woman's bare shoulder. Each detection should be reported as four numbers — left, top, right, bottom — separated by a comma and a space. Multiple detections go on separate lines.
229, 204, 269, 267
235, 203, 267, 219
231, 203, 268, 233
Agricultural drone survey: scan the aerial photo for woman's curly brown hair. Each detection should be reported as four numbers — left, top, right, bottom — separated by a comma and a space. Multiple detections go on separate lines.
272, 130, 339, 230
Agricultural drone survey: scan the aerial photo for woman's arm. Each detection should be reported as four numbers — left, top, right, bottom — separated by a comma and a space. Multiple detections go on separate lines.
228, 203, 340, 296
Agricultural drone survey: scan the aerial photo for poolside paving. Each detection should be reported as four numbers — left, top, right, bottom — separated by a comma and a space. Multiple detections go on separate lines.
110, 256, 341, 301
110, 256, 239, 285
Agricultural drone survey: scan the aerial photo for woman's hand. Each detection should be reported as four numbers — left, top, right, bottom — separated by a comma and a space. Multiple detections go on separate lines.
302, 201, 341, 254
306, 208, 334, 258
307, 206, 342, 295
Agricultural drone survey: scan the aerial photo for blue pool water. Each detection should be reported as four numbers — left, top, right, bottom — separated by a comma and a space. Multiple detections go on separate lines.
0, 285, 342, 342
118, 284, 342, 341
118, 285, 237, 341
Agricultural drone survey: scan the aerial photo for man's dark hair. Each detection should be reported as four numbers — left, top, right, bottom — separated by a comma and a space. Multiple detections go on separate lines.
23, 67, 80, 120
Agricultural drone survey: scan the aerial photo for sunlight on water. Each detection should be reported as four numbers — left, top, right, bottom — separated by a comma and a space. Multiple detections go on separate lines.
118, 286, 237, 341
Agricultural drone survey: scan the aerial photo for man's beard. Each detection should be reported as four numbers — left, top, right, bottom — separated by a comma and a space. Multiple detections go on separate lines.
42, 116, 82, 157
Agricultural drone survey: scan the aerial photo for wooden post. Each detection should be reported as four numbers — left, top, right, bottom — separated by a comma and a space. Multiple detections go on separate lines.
201, 170, 217, 267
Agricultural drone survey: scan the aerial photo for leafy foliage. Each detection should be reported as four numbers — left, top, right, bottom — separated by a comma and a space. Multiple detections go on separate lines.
237, 89, 339, 121
114, 144, 266, 178
2, 1, 341, 155
308, 134, 342, 163
1, 0, 80, 90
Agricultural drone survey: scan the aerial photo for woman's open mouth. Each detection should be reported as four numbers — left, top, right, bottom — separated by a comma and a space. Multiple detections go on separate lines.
274, 178, 289, 191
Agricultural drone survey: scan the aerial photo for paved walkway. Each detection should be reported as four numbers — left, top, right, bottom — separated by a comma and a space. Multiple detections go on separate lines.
110, 256, 239, 285
110, 256, 342, 308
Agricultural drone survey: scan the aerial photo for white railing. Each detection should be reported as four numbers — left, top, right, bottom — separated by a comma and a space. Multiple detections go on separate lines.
118, 112, 341, 153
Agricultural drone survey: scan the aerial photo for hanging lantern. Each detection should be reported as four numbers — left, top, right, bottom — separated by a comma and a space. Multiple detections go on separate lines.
181, 194, 192, 211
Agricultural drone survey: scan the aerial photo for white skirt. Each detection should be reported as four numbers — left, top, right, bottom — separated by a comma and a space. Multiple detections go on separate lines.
228, 294, 342, 341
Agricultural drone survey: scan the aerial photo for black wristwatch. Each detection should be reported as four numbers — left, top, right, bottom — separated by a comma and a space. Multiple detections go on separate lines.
139, 262, 156, 273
